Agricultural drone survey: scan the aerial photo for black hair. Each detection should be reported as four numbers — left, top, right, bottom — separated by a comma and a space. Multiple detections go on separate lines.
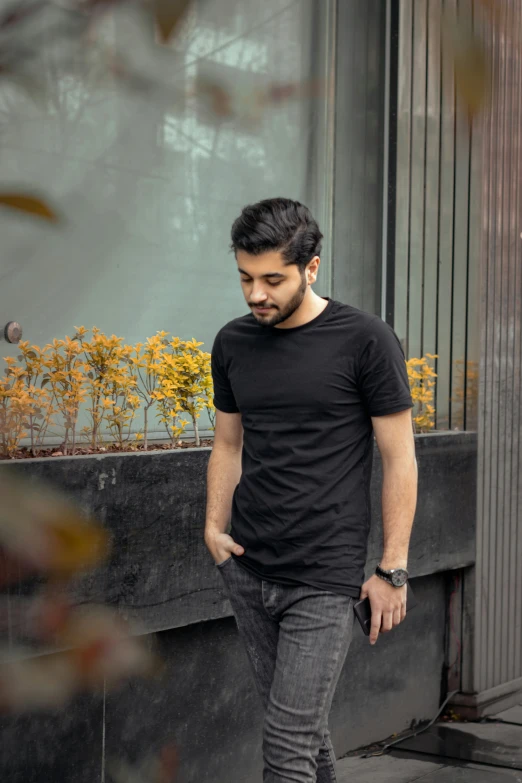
230, 198, 323, 272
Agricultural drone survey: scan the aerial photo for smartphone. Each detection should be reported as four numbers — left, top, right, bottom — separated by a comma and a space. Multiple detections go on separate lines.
353, 582, 417, 636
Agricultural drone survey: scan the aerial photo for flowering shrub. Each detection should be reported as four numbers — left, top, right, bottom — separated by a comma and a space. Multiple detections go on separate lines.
0, 328, 214, 458
0, 361, 34, 456
76, 328, 138, 451
44, 333, 88, 455
1, 331, 441, 456
407, 354, 438, 432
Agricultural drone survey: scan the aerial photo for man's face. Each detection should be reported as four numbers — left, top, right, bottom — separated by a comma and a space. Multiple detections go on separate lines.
236, 250, 310, 327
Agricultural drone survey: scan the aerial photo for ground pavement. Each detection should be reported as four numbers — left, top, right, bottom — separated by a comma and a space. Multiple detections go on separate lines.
337, 704, 522, 783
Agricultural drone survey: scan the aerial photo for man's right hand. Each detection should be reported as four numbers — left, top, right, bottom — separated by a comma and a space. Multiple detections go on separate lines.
205, 531, 244, 565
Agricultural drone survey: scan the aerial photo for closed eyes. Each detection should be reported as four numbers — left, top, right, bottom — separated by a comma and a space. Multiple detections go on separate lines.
241, 278, 282, 286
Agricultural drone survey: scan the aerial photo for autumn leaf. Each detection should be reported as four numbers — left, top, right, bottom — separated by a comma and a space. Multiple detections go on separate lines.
152, 0, 191, 44
0, 193, 58, 222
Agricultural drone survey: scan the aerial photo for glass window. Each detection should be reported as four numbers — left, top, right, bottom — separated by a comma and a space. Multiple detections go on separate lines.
0, 0, 336, 444
332, 0, 387, 315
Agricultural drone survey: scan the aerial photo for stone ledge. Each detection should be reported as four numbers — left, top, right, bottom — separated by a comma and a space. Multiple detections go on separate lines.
0, 432, 477, 636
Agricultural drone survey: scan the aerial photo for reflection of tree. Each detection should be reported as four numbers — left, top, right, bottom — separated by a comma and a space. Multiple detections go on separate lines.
452, 359, 479, 431
0, 0, 320, 441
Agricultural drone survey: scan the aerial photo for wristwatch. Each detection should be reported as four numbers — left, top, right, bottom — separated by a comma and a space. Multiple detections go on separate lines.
375, 564, 409, 588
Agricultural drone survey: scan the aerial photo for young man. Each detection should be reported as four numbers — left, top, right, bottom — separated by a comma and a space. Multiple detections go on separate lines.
205, 198, 417, 783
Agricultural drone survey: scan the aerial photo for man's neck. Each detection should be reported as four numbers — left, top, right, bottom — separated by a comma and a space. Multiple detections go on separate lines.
274, 292, 328, 329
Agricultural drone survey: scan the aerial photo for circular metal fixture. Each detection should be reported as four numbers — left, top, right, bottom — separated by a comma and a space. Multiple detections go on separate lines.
3, 322, 23, 344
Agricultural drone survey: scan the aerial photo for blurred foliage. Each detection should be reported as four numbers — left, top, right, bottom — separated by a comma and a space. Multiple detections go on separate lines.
152, 0, 191, 43
0, 472, 109, 584
443, 2, 490, 122
0, 193, 58, 222
0, 474, 159, 713
444, 0, 522, 123
109, 743, 179, 783
453, 359, 479, 429
0, 0, 509, 228
0, 328, 214, 457
407, 355, 438, 433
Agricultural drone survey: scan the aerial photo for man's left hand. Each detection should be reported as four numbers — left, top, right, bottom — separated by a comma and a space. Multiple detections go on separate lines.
359, 575, 407, 646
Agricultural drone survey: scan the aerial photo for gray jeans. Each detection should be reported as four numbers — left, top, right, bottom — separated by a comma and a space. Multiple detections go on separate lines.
217, 556, 355, 783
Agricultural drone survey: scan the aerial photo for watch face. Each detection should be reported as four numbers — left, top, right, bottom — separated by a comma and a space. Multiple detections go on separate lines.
391, 569, 408, 587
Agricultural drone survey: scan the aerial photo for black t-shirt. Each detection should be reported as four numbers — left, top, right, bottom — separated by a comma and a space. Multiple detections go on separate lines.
211, 298, 413, 597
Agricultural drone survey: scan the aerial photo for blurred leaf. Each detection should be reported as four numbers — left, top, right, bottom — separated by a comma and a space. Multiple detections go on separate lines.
195, 76, 233, 118
454, 39, 489, 120
0, 71, 49, 106
152, 0, 191, 43
476, 0, 502, 23
108, 742, 178, 783
158, 744, 178, 783
46, 516, 109, 578
0, 652, 80, 712
0, 475, 110, 583
0, 193, 58, 222
0, 546, 37, 588
0, 0, 45, 31
443, 9, 489, 121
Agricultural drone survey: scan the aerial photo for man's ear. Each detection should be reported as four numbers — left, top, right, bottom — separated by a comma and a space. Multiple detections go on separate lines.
307, 255, 321, 284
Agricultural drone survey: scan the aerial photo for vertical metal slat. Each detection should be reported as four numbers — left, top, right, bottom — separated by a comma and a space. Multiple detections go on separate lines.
394, 0, 414, 352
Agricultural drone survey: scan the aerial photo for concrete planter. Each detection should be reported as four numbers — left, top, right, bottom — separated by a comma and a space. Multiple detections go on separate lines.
0, 431, 476, 633
0, 431, 477, 782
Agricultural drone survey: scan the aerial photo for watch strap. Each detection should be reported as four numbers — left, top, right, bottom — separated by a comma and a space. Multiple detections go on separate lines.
375, 565, 409, 587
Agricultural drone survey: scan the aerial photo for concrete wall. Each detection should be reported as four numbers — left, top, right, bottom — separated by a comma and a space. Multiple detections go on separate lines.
0, 573, 447, 783
0, 432, 476, 781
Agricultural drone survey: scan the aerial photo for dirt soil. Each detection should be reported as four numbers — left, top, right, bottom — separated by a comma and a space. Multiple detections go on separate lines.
0, 440, 213, 460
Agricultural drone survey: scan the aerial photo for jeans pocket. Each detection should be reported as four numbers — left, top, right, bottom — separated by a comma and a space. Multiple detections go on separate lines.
216, 556, 233, 569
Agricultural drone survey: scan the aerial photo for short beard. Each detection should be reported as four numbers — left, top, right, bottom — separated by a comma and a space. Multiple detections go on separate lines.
253, 272, 307, 327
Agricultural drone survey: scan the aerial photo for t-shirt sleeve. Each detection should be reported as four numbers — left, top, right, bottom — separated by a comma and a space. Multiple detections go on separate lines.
357, 317, 413, 417
211, 330, 240, 414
